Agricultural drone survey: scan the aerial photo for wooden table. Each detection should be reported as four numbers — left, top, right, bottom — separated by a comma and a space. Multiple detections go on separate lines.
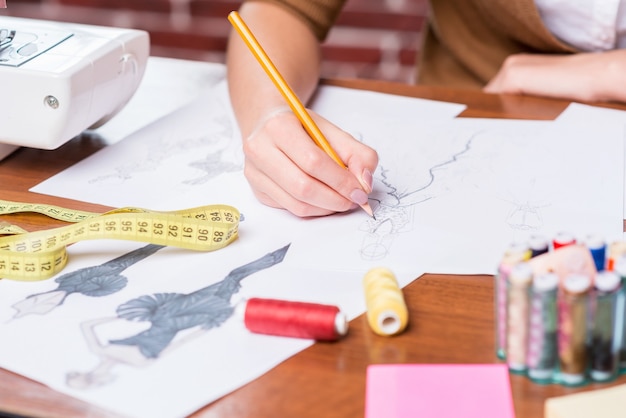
1, 75, 625, 418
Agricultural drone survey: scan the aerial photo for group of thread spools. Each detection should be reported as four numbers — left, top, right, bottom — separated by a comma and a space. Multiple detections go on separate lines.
238, 267, 408, 341
496, 232, 626, 386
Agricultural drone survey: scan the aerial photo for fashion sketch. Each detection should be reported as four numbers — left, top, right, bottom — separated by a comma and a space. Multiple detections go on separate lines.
88, 111, 242, 186
11, 244, 164, 318
359, 131, 481, 260
65, 244, 290, 389
359, 127, 553, 259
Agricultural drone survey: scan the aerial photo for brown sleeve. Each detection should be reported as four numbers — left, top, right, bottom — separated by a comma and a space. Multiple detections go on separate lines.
242, 0, 348, 41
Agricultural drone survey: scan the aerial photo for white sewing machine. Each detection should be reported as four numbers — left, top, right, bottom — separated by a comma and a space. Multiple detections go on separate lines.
0, 16, 149, 159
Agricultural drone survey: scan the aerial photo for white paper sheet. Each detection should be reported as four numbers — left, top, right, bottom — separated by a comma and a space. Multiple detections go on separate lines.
556, 102, 626, 232
92, 57, 226, 145
3, 81, 624, 417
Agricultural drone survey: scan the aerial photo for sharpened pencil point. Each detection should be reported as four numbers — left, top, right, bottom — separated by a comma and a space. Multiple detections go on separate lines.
360, 202, 374, 218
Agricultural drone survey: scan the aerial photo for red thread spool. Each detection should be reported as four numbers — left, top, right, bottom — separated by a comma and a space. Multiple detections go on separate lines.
553, 232, 576, 250
240, 298, 348, 341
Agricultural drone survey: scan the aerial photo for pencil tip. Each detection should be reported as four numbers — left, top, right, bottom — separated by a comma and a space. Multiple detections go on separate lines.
372, 214, 376, 220
360, 203, 374, 218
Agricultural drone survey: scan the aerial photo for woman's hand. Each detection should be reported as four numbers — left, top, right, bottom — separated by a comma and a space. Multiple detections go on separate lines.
226, 1, 377, 217
242, 108, 378, 217
485, 50, 626, 103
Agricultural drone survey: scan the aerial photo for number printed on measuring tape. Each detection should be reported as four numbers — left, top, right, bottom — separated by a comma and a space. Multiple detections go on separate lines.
0, 200, 240, 282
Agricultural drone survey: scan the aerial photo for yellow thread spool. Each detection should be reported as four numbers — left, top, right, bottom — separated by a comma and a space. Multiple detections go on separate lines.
363, 267, 408, 336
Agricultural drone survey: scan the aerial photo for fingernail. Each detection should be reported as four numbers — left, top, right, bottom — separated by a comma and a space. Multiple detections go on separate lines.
362, 169, 373, 193
350, 188, 369, 205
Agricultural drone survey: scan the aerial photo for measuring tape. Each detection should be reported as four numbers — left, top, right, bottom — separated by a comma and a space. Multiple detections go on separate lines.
0, 200, 240, 282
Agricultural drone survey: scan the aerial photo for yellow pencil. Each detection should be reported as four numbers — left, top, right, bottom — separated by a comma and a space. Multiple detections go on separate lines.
228, 10, 374, 218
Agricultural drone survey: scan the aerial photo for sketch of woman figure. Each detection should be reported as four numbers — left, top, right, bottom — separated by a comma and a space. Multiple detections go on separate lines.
359, 184, 418, 260
66, 244, 290, 389
11, 244, 164, 319
359, 131, 485, 260
88, 109, 236, 186
503, 181, 549, 231
359, 165, 433, 261
66, 316, 156, 389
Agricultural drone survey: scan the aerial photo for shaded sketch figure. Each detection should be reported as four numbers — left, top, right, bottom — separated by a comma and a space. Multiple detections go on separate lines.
183, 148, 242, 185
360, 167, 416, 260
500, 178, 550, 231
88, 113, 237, 185
66, 244, 290, 389
504, 197, 549, 230
360, 132, 479, 260
11, 244, 163, 318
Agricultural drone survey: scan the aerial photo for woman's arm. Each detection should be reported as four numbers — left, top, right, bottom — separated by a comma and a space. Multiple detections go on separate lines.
484, 49, 626, 103
226, 2, 378, 217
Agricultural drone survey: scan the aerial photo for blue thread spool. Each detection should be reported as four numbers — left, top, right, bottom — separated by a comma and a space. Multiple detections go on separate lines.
584, 234, 607, 272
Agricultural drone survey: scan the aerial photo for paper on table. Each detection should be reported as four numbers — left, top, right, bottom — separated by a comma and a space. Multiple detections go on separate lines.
310, 85, 466, 124
32, 81, 625, 275
365, 364, 515, 418
545, 384, 626, 418
556, 102, 626, 233
92, 57, 226, 145
0, 240, 324, 418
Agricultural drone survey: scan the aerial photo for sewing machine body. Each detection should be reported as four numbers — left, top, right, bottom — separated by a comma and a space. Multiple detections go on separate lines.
0, 16, 149, 156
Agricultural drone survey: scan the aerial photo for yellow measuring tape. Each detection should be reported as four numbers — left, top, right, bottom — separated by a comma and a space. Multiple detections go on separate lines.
0, 200, 240, 282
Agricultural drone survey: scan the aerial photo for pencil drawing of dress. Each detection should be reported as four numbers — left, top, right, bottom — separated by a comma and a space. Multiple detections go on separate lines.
101, 244, 289, 359
11, 244, 164, 318
66, 244, 291, 389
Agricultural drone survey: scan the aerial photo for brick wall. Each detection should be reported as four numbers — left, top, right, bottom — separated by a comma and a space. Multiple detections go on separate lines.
0, 0, 426, 83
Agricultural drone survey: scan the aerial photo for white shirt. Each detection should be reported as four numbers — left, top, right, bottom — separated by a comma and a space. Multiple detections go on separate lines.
534, 0, 626, 51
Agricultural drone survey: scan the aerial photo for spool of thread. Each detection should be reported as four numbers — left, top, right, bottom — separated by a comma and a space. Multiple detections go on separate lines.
553, 232, 576, 250
606, 241, 626, 271
558, 274, 591, 386
496, 242, 531, 359
526, 272, 558, 382
590, 271, 621, 382
529, 235, 550, 258
238, 297, 348, 341
362, 267, 408, 336
611, 256, 626, 369
506, 261, 533, 373
584, 234, 607, 272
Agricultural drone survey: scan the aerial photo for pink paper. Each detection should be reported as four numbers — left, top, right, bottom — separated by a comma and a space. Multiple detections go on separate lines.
365, 364, 516, 418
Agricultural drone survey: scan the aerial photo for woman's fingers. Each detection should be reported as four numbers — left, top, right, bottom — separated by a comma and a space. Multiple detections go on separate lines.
242, 110, 378, 217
